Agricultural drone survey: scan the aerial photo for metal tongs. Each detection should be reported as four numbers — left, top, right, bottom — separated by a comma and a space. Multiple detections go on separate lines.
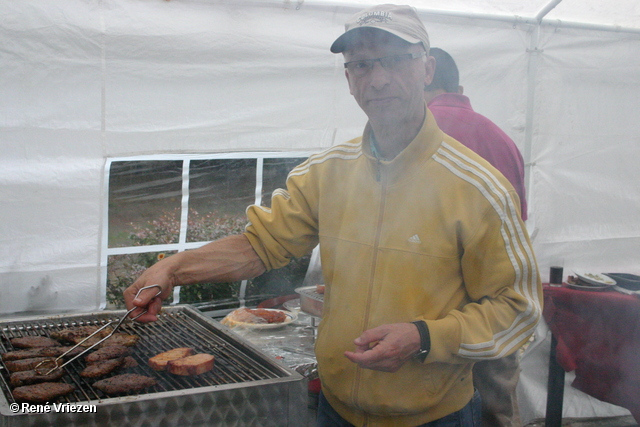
34, 285, 162, 375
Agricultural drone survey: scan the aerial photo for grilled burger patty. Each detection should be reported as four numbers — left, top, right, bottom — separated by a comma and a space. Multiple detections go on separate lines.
10, 368, 66, 388
80, 358, 127, 379
93, 373, 157, 395
12, 382, 75, 403
9, 336, 61, 349
84, 345, 131, 363
50, 325, 113, 345
1, 346, 84, 362
4, 357, 55, 373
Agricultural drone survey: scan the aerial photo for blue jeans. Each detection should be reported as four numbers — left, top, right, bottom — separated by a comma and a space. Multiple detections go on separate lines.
317, 389, 482, 427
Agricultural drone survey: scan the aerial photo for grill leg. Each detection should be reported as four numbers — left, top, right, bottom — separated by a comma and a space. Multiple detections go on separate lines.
545, 333, 565, 427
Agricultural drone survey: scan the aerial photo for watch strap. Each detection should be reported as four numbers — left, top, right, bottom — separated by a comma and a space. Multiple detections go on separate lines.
411, 320, 431, 362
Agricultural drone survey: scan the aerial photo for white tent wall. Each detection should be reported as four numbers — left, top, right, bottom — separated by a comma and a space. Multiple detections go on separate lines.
529, 25, 640, 274
100, 1, 360, 154
517, 24, 640, 422
1, 0, 639, 422
1, 1, 106, 314
1, 0, 361, 315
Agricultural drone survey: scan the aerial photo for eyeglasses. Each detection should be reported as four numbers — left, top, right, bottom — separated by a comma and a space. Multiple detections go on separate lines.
344, 51, 426, 77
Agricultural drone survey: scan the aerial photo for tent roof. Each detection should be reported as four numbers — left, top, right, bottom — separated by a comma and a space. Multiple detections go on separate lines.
323, 0, 640, 32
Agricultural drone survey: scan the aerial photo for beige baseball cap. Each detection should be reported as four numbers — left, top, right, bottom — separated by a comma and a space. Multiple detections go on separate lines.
330, 4, 430, 53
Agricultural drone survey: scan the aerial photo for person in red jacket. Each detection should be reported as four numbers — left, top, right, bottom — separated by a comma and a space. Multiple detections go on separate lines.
426, 47, 526, 427
425, 47, 528, 220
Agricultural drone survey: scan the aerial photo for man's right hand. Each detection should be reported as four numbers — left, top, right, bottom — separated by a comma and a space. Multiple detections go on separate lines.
123, 256, 177, 323
121, 234, 267, 323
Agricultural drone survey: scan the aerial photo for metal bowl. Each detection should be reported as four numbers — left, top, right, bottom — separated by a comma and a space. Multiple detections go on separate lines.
295, 286, 324, 318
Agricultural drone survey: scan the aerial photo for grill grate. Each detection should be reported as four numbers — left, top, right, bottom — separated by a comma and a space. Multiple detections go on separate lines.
295, 287, 324, 303
0, 306, 290, 406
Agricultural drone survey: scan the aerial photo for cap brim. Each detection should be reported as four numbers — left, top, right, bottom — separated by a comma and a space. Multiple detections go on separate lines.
330, 27, 422, 53
330, 32, 351, 53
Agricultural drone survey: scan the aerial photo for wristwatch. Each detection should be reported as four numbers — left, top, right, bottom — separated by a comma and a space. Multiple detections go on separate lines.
411, 320, 431, 362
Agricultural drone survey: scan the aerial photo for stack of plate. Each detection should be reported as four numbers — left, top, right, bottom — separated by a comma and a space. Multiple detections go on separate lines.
569, 271, 617, 291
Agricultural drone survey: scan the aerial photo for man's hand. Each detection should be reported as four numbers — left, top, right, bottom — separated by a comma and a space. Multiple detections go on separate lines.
344, 323, 422, 372
122, 235, 267, 323
123, 256, 177, 323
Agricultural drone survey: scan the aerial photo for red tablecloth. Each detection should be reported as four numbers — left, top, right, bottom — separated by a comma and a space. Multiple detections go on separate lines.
543, 285, 640, 422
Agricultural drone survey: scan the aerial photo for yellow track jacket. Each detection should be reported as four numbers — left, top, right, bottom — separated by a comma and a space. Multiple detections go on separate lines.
245, 109, 542, 426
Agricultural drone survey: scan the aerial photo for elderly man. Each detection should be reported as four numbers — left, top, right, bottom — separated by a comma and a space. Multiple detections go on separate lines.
125, 4, 541, 427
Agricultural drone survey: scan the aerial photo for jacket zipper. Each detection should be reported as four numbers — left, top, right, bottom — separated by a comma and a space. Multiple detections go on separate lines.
352, 160, 387, 424
370, 134, 382, 183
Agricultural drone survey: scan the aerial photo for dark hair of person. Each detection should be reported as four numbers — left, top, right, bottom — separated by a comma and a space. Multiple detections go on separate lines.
425, 47, 459, 93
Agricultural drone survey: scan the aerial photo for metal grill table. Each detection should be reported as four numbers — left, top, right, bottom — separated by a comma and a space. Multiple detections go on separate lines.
0, 306, 305, 427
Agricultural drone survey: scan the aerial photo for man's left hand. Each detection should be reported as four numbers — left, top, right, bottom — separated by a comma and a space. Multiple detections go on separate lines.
344, 323, 422, 372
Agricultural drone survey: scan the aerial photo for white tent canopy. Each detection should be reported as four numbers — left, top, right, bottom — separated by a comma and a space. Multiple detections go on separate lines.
1, 0, 639, 423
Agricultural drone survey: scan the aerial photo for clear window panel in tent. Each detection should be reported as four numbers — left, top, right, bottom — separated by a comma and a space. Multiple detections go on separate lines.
187, 159, 256, 243
179, 159, 256, 306
261, 157, 306, 207
108, 160, 182, 248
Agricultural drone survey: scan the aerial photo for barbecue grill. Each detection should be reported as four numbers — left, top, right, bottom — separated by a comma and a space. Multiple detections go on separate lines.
0, 306, 306, 426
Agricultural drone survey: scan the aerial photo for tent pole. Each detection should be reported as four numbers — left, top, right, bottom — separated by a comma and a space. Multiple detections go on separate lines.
535, 0, 564, 22
298, 1, 640, 35
523, 23, 541, 228
522, 0, 565, 230
540, 19, 640, 35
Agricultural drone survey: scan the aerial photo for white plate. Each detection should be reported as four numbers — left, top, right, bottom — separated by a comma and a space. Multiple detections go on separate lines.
221, 308, 297, 329
282, 298, 301, 313
573, 270, 616, 287
613, 285, 640, 296
568, 282, 610, 292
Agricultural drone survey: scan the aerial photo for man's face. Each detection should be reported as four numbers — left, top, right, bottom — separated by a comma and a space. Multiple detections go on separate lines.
344, 30, 435, 128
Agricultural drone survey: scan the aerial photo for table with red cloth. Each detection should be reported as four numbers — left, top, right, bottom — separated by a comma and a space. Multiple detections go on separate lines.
543, 284, 640, 423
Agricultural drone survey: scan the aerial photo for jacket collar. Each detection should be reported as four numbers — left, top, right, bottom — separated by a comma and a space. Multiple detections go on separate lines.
362, 107, 444, 184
